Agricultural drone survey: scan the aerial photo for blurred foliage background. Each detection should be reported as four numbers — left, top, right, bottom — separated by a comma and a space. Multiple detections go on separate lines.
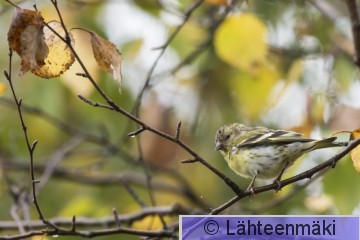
1, 0, 360, 239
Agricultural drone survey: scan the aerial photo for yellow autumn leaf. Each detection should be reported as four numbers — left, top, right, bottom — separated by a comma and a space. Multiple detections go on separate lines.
230, 64, 279, 120
214, 14, 268, 71
350, 129, 360, 172
32, 22, 75, 78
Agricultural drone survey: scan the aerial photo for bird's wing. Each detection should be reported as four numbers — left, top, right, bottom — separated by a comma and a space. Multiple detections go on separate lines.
236, 130, 314, 148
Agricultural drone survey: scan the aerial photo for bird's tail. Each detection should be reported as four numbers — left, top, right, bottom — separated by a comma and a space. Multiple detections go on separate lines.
313, 137, 347, 150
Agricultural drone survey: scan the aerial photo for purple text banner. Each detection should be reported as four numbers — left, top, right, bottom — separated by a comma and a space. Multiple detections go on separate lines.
180, 216, 359, 240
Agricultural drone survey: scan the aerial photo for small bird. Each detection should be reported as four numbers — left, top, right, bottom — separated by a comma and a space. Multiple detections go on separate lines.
215, 123, 343, 192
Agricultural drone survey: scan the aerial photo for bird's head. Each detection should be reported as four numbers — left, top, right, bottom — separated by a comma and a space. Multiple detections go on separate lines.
215, 123, 246, 152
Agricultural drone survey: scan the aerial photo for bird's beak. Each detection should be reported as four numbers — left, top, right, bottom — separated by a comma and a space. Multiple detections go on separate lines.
215, 142, 223, 151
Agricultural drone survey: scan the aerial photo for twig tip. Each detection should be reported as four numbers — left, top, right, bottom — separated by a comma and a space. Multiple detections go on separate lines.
181, 159, 197, 164
31, 140, 38, 150
175, 121, 182, 139
128, 127, 146, 137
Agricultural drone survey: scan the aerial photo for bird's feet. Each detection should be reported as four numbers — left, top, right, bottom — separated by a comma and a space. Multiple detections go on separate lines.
246, 176, 257, 197
273, 179, 282, 192
246, 185, 256, 197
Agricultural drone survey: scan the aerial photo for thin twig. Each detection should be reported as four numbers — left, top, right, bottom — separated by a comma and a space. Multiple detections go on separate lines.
128, 127, 146, 137
37, 136, 83, 192
50, 0, 71, 44
77, 95, 115, 110
112, 208, 120, 227
4, 49, 61, 231
71, 216, 76, 232
175, 121, 182, 140
153, 0, 205, 50
344, 0, 360, 67
4, 49, 43, 219
4, 0, 20, 9
133, 0, 206, 116
123, 182, 147, 208
181, 159, 197, 163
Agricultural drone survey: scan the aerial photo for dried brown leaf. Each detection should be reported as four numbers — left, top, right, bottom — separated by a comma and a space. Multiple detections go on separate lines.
350, 129, 360, 172
19, 25, 49, 75
8, 8, 44, 54
90, 32, 122, 87
32, 22, 75, 78
7, 8, 49, 75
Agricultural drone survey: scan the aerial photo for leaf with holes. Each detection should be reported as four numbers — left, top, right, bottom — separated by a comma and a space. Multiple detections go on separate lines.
7, 8, 49, 76
32, 22, 75, 78
90, 32, 122, 88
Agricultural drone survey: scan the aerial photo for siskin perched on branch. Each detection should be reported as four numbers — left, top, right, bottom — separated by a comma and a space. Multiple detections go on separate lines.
215, 123, 345, 192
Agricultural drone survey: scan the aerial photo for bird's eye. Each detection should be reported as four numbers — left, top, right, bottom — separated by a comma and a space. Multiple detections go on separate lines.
225, 134, 230, 140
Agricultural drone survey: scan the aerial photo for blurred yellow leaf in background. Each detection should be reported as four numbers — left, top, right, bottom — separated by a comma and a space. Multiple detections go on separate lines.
132, 215, 165, 231
230, 64, 279, 120
58, 195, 104, 217
350, 129, 360, 172
214, 14, 268, 71
0, 84, 6, 95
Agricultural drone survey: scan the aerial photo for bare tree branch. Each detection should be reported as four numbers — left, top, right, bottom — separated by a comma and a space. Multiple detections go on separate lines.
0, 204, 194, 230
1, 157, 208, 209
